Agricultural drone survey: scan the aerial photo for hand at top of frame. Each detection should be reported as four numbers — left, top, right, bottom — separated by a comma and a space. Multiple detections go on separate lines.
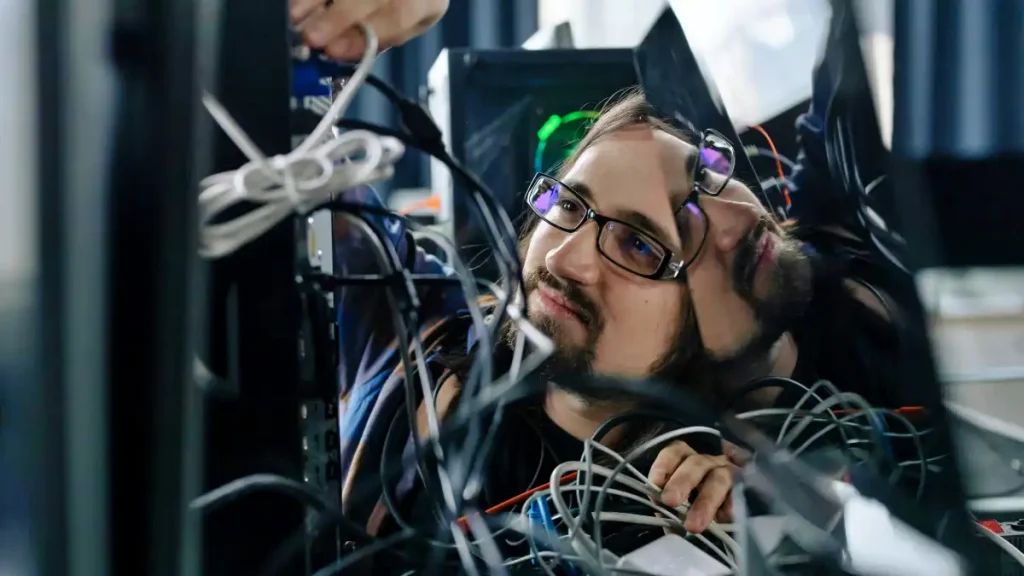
291, 0, 449, 61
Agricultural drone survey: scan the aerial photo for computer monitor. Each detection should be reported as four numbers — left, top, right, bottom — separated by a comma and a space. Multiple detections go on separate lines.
428, 47, 639, 282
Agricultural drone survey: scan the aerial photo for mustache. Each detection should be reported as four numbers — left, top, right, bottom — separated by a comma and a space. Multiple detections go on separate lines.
524, 267, 601, 329
732, 214, 778, 294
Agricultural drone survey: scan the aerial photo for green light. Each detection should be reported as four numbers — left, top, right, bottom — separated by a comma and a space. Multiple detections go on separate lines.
534, 110, 602, 173
537, 115, 563, 141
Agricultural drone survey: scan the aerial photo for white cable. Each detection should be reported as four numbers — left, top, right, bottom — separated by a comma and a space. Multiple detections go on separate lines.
197, 23, 404, 259
546, 459, 739, 563
777, 379, 850, 445
576, 437, 739, 566
974, 518, 1024, 568
521, 484, 730, 572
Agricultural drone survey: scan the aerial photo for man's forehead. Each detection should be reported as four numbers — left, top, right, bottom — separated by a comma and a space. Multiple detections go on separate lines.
562, 129, 696, 244
566, 128, 695, 204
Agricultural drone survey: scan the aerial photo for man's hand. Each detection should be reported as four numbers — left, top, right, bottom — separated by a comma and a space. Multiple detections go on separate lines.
291, 0, 449, 61
648, 440, 749, 533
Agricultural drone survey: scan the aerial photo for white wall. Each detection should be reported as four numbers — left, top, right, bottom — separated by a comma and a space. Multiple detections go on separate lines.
539, 0, 669, 50
538, 0, 832, 128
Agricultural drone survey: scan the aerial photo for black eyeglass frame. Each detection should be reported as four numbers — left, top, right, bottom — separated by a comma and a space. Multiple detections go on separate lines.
668, 128, 738, 277
526, 128, 737, 281
526, 172, 687, 280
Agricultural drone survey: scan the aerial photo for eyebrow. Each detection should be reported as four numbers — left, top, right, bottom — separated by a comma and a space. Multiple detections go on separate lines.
564, 179, 677, 245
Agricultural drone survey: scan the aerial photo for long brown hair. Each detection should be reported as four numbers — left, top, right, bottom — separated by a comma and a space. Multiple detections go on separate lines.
512, 88, 720, 452
516, 87, 697, 253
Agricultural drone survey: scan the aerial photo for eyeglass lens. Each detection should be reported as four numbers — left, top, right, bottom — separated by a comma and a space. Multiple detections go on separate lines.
697, 131, 736, 195
528, 177, 670, 276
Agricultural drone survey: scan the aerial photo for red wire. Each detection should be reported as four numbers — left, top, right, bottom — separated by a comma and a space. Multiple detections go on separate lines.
750, 124, 792, 208
455, 472, 578, 530
832, 406, 926, 417
453, 405, 926, 529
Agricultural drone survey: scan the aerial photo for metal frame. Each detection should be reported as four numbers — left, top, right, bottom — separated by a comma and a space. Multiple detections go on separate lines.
104, 0, 214, 572
200, 1, 304, 574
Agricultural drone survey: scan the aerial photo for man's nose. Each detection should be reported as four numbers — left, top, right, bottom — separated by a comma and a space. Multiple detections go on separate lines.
700, 196, 761, 254
545, 222, 601, 286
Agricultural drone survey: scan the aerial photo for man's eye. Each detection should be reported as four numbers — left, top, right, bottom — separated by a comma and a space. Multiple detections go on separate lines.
627, 234, 653, 255
559, 199, 581, 212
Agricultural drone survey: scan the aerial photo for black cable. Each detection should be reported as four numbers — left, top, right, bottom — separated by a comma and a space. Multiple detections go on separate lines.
325, 208, 453, 526
379, 402, 450, 546
823, 89, 908, 273
191, 473, 331, 513
311, 529, 417, 576
302, 202, 516, 571
321, 68, 524, 313
329, 113, 523, 518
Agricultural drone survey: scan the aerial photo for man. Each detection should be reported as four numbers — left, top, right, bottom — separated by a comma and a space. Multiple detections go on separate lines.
332, 93, 740, 542
302, 0, 915, 558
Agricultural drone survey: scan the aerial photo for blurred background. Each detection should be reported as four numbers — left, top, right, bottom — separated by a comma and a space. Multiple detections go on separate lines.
2, 0, 1023, 574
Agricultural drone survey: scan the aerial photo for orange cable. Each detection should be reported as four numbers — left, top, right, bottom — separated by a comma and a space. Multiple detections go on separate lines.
398, 194, 442, 215
455, 472, 579, 530
750, 124, 792, 208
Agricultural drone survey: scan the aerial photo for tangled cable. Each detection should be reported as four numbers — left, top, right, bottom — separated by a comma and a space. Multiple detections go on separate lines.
197, 23, 402, 259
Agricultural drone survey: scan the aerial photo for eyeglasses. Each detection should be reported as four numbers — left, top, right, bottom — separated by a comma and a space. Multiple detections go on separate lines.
672, 128, 737, 277
525, 129, 736, 280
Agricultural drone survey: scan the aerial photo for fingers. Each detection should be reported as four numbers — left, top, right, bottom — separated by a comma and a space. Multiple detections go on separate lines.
715, 498, 734, 524
685, 466, 733, 533
649, 439, 736, 534
372, 0, 449, 47
294, 0, 449, 61
648, 440, 696, 489
290, 0, 328, 25
301, 0, 385, 49
660, 453, 728, 509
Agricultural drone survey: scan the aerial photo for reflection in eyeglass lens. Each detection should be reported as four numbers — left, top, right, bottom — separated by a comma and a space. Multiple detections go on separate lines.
701, 147, 733, 175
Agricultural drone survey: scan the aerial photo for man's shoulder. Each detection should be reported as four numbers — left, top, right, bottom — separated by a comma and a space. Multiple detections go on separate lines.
790, 248, 910, 406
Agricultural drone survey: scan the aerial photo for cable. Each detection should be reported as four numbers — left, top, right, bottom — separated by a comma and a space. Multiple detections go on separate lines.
319, 78, 538, 523
191, 473, 331, 513
744, 145, 797, 171
311, 529, 417, 576
328, 208, 453, 528
974, 520, 1024, 569
199, 24, 405, 259
580, 440, 738, 567
747, 125, 792, 209
583, 427, 730, 567
542, 460, 738, 571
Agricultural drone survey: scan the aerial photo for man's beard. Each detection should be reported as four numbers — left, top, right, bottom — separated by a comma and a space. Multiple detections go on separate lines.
708, 216, 813, 376
500, 267, 698, 406
501, 267, 601, 380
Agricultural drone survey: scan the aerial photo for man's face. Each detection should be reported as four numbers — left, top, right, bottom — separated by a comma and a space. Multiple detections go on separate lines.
519, 127, 691, 380
517, 126, 812, 384
681, 147, 813, 368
